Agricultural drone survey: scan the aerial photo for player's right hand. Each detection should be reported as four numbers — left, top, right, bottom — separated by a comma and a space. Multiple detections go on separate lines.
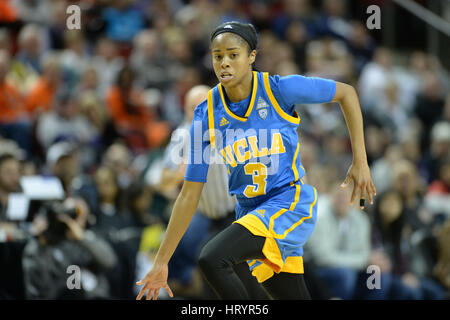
136, 263, 173, 300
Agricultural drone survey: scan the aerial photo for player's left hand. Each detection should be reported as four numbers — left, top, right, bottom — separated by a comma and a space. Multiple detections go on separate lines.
341, 161, 376, 209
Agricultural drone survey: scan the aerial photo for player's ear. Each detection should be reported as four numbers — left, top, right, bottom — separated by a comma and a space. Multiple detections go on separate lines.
249, 50, 256, 65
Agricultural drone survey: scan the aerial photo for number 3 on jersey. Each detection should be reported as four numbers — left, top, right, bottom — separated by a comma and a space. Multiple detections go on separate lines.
243, 162, 268, 198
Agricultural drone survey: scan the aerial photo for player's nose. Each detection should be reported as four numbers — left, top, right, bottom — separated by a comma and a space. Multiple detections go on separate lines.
221, 57, 231, 68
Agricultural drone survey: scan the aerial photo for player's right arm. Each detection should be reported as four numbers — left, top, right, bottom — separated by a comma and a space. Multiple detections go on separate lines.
136, 180, 204, 300
154, 180, 204, 265
137, 100, 210, 300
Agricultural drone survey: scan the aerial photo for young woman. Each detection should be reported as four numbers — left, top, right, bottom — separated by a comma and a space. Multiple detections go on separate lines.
136, 21, 376, 300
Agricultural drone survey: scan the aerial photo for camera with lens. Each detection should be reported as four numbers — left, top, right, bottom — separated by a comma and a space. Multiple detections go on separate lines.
41, 200, 79, 242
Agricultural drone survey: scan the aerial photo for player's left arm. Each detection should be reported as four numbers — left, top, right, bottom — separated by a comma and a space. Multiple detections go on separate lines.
332, 81, 377, 208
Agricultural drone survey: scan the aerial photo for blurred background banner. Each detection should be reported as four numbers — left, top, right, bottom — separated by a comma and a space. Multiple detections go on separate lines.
0, 0, 449, 300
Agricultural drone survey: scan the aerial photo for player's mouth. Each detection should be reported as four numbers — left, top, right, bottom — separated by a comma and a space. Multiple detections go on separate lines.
220, 72, 233, 82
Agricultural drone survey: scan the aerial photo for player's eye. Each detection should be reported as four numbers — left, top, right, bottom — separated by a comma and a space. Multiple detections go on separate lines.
230, 53, 238, 59
215, 55, 222, 60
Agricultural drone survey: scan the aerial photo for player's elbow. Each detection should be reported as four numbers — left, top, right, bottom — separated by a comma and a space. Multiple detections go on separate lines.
332, 82, 357, 103
179, 180, 204, 203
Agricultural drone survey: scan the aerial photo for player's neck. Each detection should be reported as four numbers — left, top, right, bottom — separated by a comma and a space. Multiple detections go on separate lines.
224, 71, 253, 103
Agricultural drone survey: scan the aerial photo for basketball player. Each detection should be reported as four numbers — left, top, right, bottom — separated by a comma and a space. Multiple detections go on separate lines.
136, 21, 376, 300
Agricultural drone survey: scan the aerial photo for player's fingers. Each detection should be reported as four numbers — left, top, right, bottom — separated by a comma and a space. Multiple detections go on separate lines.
350, 182, 359, 205
136, 285, 149, 300
341, 175, 351, 188
164, 284, 174, 298
152, 288, 160, 300
146, 289, 155, 300
371, 181, 377, 196
365, 183, 373, 205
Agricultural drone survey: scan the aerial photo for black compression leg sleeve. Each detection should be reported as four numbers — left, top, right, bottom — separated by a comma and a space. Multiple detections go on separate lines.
262, 272, 311, 300
198, 223, 266, 299
233, 262, 270, 300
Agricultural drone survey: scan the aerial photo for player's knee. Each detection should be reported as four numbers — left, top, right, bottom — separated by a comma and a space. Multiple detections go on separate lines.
198, 243, 216, 276
198, 242, 230, 276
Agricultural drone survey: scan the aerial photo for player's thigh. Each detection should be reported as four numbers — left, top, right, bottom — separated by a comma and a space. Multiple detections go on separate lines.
198, 223, 265, 267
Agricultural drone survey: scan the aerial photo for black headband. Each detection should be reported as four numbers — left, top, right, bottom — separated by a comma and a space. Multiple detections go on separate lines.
210, 22, 257, 51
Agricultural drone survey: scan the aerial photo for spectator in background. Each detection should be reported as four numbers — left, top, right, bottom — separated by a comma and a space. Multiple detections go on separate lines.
0, 153, 21, 229
314, 0, 352, 40
46, 141, 80, 195
364, 123, 391, 166
422, 121, 450, 183
283, 20, 308, 72
319, 125, 353, 179
161, 66, 202, 129
305, 181, 371, 300
90, 166, 133, 238
11, 0, 52, 25
370, 144, 404, 196
7, 24, 44, 95
78, 90, 119, 161
425, 160, 450, 221
392, 160, 432, 232
105, 65, 170, 152
345, 20, 375, 75
22, 197, 117, 299
371, 80, 410, 138
434, 221, 450, 294
271, 0, 315, 40
413, 72, 446, 153
101, 0, 146, 49
25, 53, 62, 117
371, 189, 445, 299
125, 181, 161, 228
92, 167, 140, 298
0, 50, 32, 157
45, 0, 72, 51
102, 141, 136, 190
36, 87, 98, 159
358, 47, 393, 111
173, 2, 211, 65
305, 36, 354, 82
59, 30, 92, 88
129, 29, 172, 91
91, 37, 124, 99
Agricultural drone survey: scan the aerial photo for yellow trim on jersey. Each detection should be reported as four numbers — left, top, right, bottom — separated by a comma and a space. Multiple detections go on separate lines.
292, 142, 300, 182
234, 193, 311, 283
262, 72, 300, 125
280, 187, 317, 239
266, 184, 317, 241
268, 183, 301, 239
207, 89, 215, 148
233, 214, 284, 274
289, 184, 301, 211
218, 71, 258, 122
251, 256, 304, 283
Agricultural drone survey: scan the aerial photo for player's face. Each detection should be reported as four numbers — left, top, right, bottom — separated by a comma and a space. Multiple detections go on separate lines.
211, 33, 256, 88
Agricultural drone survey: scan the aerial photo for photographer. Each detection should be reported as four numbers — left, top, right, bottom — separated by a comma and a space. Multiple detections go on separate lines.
22, 197, 117, 299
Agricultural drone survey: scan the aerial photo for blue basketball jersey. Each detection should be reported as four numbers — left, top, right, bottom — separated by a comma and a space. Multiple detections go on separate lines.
207, 71, 304, 204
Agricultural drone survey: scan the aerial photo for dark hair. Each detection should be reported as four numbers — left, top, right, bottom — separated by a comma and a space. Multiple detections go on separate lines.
210, 21, 258, 53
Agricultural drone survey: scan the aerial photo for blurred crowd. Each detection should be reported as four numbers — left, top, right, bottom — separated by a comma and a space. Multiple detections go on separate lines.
0, 0, 449, 300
